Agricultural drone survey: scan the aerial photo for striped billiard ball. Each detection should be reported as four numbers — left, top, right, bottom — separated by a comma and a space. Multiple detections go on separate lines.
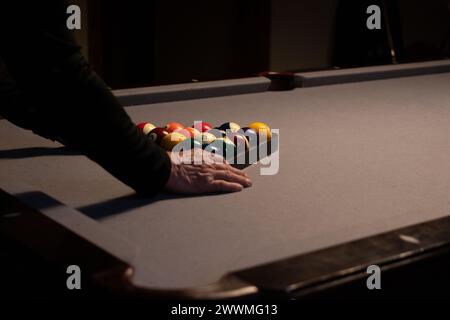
148, 127, 169, 145
137, 122, 156, 135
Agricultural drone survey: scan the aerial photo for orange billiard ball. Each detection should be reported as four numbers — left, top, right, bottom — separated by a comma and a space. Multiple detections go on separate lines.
164, 122, 184, 133
176, 127, 201, 139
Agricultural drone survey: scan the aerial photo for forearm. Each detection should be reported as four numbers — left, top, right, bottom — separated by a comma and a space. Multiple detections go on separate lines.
0, 1, 171, 195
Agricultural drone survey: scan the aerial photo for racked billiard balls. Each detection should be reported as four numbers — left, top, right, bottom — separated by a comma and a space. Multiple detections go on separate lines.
148, 127, 168, 145
249, 122, 272, 141
191, 121, 213, 133
160, 132, 187, 151
219, 122, 241, 133
165, 122, 184, 133
137, 122, 156, 135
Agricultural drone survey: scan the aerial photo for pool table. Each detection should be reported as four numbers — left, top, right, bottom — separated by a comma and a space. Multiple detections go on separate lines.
2, 60, 450, 299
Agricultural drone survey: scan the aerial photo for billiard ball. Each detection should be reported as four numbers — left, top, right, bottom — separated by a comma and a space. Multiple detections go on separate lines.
227, 132, 249, 150
199, 132, 216, 146
160, 132, 187, 151
218, 136, 237, 156
191, 121, 213, 133
176, 127, 201, 139
148, 127, 169, 145
205, 137, 236, 159
241, 127, 258, 148
204, 141, 221, 155
165, 122, 184, 133
219, 122, 241, 133
137, 122, 156, 135
208, 128, 227, 138
174, 138, 203, 151
241, 127, 257, 134
248, 122, 272, 141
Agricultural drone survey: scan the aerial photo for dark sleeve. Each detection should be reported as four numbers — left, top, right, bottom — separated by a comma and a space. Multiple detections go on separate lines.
0, 1, 171, 195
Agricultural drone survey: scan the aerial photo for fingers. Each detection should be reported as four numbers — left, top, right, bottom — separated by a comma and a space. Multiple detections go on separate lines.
212, 163, 249, 178
209, 180, 244, 193
213, 170, 252, 188
170, 150, 249, 178
228, 166, 249, 177
165, 149, 252, 195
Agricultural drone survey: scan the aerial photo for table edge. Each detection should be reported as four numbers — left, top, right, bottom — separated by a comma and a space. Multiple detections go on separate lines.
2, 177, 450, 298
295, 59, 450, 87
113, 77, 271, 107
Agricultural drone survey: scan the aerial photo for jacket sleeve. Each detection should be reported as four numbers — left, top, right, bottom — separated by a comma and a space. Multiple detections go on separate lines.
0, 1, 171, 195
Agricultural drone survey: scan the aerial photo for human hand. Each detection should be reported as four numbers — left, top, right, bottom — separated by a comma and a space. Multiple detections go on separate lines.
164, 149, 252, 194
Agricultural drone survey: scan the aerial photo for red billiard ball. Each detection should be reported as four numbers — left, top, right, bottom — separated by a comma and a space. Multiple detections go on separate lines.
148, 127, 169, 145
165, 122, 184, 133
137, 122, 156, 135
192, 121, 213, 133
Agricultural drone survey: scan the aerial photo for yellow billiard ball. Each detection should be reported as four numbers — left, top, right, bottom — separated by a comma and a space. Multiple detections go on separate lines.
160, 132, 187, 151
248, 122, 272, 141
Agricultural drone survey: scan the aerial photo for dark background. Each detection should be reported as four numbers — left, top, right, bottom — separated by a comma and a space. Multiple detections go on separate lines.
74, 0, 450, 88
